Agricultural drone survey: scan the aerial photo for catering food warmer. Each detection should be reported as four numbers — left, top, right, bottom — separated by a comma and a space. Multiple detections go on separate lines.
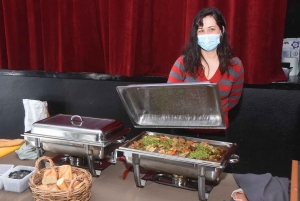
116, 83, 240, 201
119, 131, 238, 200
22, 114, 131, 177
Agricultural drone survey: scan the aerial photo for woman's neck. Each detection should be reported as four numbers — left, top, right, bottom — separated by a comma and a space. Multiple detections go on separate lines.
201, 49, 218, 60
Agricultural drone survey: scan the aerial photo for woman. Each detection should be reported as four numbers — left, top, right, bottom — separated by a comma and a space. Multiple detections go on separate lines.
168, 7, 244, 140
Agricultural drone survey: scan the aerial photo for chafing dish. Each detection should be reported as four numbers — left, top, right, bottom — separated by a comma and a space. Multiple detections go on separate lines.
119, 131, 238, 200
116, 82, 226, 129
22, 114, 131, 177
116, 83, 239, 201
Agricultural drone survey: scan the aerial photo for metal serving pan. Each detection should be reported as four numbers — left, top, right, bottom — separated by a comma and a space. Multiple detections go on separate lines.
25, 114, 126, 146
116, 82, 225, 129
119, 131, 238, 180
118, 131, 239, 201
22, 114, 131, 176
116, 83, 237, 200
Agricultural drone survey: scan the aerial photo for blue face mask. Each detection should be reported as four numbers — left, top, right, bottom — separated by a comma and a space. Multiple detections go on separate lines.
197, 33, 220, 51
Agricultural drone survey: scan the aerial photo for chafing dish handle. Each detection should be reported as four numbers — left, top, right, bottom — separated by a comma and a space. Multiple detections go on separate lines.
71, 115, 83, 126
229, 154, 240, 163
71, 115, 83, 122
197, 166, 206, 201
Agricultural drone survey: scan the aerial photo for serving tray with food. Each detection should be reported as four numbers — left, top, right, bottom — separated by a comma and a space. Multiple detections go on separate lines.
22, 114, 131, 177
116, 83, 240, 201
120, 131, 236, 166
118, 131, 239, 201
128, 133, 228, 162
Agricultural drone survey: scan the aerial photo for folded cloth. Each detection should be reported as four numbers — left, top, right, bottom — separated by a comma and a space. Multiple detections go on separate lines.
0, 139, 25, 148
0, 144, 23, 158
233, 173, 290, 201
15, 142, 40, 160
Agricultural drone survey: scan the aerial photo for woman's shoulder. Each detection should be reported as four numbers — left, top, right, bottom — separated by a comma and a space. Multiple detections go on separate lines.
172, 55, 185, 68
230, 56, 243, 66
229, 56, 244, 75
176, 55, 185, 62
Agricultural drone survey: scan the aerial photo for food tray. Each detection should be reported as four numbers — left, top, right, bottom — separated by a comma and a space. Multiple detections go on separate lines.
116, 82, 225, 129
118, 131, 239, 201
26, 114, 126, 146
119, 131, 236, 168
2, 165, 35, 193
0, 164, 14, 189
125, 132, 228, 163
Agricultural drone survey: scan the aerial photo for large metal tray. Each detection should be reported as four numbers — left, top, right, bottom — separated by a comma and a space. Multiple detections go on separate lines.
22, 114, 131, 177
118, 131, 239, 201
119, 131, 238, 172
24, 114, 127, 146
116, 82, 225, 129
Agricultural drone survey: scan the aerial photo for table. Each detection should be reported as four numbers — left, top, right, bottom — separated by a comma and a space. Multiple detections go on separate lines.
290, 160, 299, 201
0, 152, 239, 201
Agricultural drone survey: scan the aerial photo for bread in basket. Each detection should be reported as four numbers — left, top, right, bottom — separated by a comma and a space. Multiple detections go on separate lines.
29, 156, 92, 201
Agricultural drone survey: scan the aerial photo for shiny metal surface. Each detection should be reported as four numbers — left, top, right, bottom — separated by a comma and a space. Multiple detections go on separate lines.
118, 131, 238, 182
23, 116, 130, 177
172, 174, 187, 187
29, 114, 124, 143
116, 82, 225, 129
24, 127, 129, 159
24, 127, 129, 147
69, 156, 85, 166
22, 114, 130, 163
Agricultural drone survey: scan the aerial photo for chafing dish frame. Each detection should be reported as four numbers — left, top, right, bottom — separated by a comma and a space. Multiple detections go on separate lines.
22, 115, 131, 177
117, 131, 239, 201
116, 83, 239, 200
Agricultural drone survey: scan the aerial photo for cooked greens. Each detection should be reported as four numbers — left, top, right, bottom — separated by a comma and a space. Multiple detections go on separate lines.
129, 134, 226, 162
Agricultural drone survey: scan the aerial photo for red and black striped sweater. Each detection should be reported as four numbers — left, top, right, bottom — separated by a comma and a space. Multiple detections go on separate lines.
167, 55, 244, 129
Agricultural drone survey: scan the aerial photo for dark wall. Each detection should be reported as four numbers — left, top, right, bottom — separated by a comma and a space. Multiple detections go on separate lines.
284, 0, 300, 37
226, 88, 300, 178
0, 75, 170, 140
1, 74, 300, 179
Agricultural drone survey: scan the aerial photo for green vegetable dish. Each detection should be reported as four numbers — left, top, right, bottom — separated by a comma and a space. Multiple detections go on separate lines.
128, 134, 227, 162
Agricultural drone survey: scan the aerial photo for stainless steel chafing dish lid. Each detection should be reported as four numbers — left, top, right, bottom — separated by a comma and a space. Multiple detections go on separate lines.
25, 114, 127, 145
116, 82, 225, 129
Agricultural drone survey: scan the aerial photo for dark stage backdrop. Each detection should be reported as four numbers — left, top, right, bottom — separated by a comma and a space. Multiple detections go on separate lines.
0, 0, 287, 84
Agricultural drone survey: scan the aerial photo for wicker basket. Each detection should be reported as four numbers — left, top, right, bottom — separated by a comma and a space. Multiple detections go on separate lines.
29, 156, 92, 201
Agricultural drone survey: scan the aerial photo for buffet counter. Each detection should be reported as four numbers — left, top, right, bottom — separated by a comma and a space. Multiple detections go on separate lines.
0, 152, 239, 201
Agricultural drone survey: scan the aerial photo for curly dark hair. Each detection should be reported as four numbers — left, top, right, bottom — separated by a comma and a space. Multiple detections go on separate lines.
183, 7, 234, 77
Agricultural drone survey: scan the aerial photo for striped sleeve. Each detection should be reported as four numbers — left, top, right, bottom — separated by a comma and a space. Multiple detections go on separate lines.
167, 56, 185, 83
228, 57, 244, 110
